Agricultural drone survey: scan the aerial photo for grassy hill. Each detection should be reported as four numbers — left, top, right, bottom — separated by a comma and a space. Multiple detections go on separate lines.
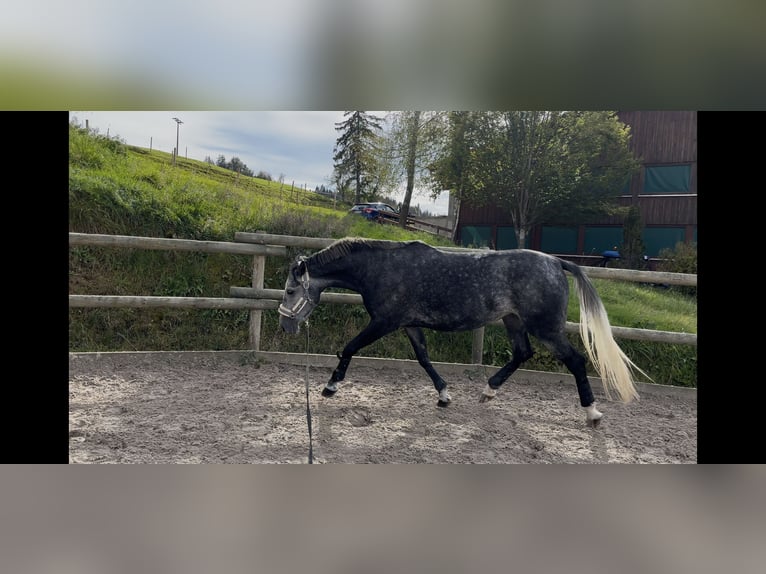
68, 122, 697, 387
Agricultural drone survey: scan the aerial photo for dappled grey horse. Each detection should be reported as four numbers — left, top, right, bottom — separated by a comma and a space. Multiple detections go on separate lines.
279, 238, 646, 426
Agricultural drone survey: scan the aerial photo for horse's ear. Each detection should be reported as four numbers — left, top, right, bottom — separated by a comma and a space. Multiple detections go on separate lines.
297, 258, 307, 277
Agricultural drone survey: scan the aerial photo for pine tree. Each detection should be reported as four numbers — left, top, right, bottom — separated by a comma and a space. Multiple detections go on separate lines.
332, 111, 384, 204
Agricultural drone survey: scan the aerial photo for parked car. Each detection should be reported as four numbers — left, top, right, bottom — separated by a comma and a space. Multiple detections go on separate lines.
348, 203, 372, 215
349, 203, 400, 223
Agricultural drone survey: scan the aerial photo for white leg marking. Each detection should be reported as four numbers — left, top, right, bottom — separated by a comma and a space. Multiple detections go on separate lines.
325, 382, 338, 392
482, 384, 497, 399
584, 404, 603, 421
439, 388, 451, 403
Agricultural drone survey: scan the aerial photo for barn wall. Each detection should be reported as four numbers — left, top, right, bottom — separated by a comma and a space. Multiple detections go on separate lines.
618, 111, 697, 165
456, 111, 698, 256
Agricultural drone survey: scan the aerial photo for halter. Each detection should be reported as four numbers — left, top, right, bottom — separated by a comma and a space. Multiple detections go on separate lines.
278, 257, 314, 320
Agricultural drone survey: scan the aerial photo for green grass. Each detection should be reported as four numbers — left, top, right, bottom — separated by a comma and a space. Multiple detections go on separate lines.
68, 122, 697, 388
567, 277, 697, 334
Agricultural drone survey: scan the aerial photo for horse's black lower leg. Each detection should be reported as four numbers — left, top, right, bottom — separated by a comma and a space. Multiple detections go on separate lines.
323, 353, 352, 396
539, 333, 594, 407
540, 333, 603, 427
480, 315, 533, 403
560, 350, 594, 407
322, 320, 396, 397
404, 327, 450, 407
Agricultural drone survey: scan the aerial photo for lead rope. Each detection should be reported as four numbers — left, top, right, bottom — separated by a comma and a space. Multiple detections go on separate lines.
305, 320, 314, 464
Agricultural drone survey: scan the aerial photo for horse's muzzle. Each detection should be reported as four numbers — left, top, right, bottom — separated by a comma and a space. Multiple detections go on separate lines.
279, 314, 301, 334
278, 293, 314, 334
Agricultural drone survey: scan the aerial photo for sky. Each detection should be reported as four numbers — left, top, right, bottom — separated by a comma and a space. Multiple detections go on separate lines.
70, 111, 450, 216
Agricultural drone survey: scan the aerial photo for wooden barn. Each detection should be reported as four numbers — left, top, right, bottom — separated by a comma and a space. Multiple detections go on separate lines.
454, 111, 697, 258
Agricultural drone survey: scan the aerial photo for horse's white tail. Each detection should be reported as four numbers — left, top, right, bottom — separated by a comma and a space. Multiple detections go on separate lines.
563, 261, 648, 403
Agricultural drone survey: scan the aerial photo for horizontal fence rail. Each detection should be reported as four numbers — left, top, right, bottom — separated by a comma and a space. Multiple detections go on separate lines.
69, 295, 277, 310
580, 266, 696, 287
70, 232, 287, 257
69, 233, 697, 358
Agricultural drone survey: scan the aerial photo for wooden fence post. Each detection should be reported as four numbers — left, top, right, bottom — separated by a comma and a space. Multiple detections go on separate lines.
471, 327, 484, 364
249, 253, 266, 350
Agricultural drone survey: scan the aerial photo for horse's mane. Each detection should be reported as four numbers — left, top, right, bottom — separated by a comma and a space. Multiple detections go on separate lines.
310, 237, 419, 267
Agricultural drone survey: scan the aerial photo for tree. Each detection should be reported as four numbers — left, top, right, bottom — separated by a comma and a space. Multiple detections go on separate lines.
381, 111, 446, 226
429, 111, 639, 248
331, 168, 354, 204
229, 156, 244, 173
620, 205, 646, 269
332, 111, 384, 203
424, 111, 473, 240
215, 155, 254, 177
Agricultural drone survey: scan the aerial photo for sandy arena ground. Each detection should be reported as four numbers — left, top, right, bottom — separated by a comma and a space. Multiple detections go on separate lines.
69, 351, 696, 463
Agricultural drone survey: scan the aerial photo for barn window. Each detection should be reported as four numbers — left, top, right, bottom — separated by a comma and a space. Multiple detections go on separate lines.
496, 226, 530, 250
642, 164, 692, 194
642, 227, 686, 257
541, 226, 578, 254
460, 225, 491, 248
584, 226, 623, 255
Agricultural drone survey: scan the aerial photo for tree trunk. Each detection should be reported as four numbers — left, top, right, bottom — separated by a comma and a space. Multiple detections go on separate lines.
450, 194, 461, 243
513, 207, 528, 250
399, 111, 421, 228
355, 167, 362, 204
516, 227, 527, 250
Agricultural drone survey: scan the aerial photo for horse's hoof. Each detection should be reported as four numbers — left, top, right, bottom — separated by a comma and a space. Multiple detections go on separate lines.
437, 399, 450, 408
584, 404, 603, 428
321, 387, 337, 397
479, 394, 495, 403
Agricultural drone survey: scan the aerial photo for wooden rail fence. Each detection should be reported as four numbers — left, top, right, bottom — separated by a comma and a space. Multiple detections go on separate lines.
69, 232, 698, 363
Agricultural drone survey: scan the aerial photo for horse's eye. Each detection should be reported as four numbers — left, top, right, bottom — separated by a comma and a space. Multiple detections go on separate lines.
286, 288, 295, 295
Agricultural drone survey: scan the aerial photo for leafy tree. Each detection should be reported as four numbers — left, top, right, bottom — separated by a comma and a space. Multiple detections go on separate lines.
229, 157, 255, 176
333, 111, 384, 203
657, 241, 697, 297
380, 111, 446, 226
429, 111, 639, 248
620, 205, 646, 269
331, 168, 354, 204
424, 111, 473, 239
215, 155, 254, 177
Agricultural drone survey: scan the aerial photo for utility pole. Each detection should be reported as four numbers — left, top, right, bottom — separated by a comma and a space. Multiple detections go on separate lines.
172, 117, 183, 165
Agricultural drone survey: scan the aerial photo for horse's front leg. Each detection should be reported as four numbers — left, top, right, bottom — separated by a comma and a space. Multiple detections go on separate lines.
404, 327, 450, 407
322, 353, 351, 396
322, 320, 396, 397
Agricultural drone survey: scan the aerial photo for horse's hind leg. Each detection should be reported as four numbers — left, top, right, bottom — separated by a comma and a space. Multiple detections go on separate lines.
479, 314, 534, 403
404, 327, 450, 407
323, 320, 396, 397
537, 331, 603, 427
